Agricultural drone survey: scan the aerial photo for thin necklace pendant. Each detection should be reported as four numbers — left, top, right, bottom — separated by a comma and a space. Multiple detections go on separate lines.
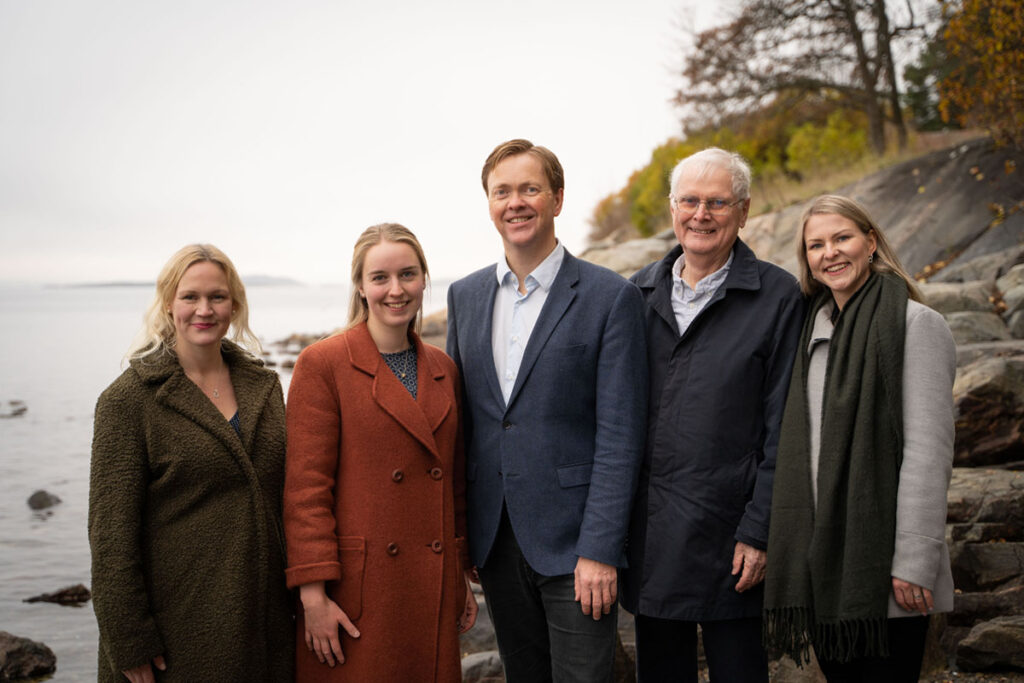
213, 388, 220, 398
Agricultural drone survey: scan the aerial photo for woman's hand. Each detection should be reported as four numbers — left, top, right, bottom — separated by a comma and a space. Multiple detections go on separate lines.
300, 582, 361, 667
122, 655, 165, 683
892, 577, 933, 615
457, 570, 479, 633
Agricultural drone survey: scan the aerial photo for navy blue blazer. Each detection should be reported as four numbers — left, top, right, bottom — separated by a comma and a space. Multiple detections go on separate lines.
447, 251, 648, 576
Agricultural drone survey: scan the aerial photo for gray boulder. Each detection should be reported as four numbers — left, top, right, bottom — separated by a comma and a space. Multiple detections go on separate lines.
951, 542, 1024, 592
23, 583, 91, 606
947, 468, 1024, 543
933, 245, 1024, 284
951, 586, 1024, 627
946, 311, 1012, 345
918, 281, 995, 315
0, 631, 57, 681
956, 615, 1024, 671
952, 358, 1024, 466
460, 651, 503, 683
997, 263, 1024, 295
1008, 310, 1024, 339
581, 236, 672, 278
956, 340, 1024, 367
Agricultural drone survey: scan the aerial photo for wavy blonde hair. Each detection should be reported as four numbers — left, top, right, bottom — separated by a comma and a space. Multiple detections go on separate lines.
128, 244, 261, 360
346, 223, 429, 334
796, 195, 923, 302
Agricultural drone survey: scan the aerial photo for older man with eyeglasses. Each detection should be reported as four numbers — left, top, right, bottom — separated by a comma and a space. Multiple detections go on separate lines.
619, 148, 805, 682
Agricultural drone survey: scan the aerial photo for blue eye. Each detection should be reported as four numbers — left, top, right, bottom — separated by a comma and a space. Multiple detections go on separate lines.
706, 199, 728, 211
678, 197, 700, 210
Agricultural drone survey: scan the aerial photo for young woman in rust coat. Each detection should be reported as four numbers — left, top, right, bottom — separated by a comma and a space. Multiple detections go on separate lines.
283, 223, 477, 682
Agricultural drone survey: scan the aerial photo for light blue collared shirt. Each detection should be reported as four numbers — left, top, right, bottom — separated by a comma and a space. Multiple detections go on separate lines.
492, 242, 565, 405
671, 250, 733, 336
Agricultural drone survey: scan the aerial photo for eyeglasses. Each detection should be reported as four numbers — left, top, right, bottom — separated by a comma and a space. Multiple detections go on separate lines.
671, 196, 744, 215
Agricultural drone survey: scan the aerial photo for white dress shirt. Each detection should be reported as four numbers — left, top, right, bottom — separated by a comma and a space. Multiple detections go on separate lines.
492, 243, 565, 405
671, 251, 733, 336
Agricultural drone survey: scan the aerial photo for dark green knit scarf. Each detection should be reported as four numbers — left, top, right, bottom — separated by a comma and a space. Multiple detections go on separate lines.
764, 271, 908, 663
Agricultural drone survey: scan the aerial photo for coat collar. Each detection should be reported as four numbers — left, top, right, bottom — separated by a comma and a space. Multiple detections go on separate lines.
635, 238, 763, 335
130, 340, 278, 459
345, 322, 452, 459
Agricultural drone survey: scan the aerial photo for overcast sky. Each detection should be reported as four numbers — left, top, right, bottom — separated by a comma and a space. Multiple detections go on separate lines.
0, 0, 728, 285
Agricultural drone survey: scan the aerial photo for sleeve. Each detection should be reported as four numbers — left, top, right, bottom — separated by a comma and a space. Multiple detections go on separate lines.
283, 344, 345, 588
735, 280, 805, 549
890, 305, 956, 588
88, 381, 165, 673
575, 280, 649, 566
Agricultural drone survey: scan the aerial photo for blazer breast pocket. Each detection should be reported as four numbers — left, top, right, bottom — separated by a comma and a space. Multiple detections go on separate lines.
536, 344, 589, 408
330, 536, 366, 620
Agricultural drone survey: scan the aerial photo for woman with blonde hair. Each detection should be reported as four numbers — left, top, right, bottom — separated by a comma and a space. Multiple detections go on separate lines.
284, 223, 477, 682
764, 196, 956, 681
89, 244, 293, 682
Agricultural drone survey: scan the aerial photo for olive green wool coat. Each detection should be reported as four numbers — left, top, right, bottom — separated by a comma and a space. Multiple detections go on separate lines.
89, 341, 294, 682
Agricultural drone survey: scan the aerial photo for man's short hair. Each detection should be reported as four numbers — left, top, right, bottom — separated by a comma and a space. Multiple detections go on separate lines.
481, 139, 565, 195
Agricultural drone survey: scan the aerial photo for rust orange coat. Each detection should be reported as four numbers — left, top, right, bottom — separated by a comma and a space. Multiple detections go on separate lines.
283, 323, 469, 682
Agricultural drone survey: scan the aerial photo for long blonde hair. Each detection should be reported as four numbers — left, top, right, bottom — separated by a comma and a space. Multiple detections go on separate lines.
346, 224, 429, 333
796, 195, 923, 302
128, 244, 261, 360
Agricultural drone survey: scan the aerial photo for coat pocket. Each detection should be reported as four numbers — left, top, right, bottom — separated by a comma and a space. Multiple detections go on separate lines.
556, 461, 593, 488
332, 536, 366, 621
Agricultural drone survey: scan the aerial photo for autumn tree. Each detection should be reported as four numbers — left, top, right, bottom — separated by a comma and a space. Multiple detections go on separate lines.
940, 0, 1024, 147
675, 0, 923, 154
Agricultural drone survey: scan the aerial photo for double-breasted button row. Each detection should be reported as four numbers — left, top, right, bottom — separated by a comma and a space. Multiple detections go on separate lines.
392, 468, 443, 482
385, 541, 443, 556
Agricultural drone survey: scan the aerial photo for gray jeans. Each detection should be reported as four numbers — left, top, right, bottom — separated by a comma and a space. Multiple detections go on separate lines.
478, 508, 617, 683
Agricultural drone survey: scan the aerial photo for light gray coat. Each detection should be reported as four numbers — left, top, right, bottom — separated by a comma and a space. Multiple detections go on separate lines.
807, 299, 956, 616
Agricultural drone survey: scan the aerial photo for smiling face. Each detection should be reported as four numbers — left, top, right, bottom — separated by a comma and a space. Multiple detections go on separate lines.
486, 153, 563, 258
671, 165, 749, 271
803, 212, 878, 310
170, 261, 233, 353
359, 240, 425, 341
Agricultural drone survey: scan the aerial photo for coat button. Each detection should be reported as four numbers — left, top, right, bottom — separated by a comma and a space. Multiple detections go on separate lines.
430, 467, 443, 480
391, 469, 404, 482
430, 540, 443, 553
386, 542, 399, 556
502, 420, 512, 430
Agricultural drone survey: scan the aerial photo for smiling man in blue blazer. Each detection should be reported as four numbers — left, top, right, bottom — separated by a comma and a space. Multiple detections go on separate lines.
447, 139, 647, 682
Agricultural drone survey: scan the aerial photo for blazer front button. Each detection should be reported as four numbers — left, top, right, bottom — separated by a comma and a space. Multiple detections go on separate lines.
502, 420, 512, 430
430, 540, 443, 553
391, 469, 404, 482
386, 542, 399, 556
430, 467, 443, 480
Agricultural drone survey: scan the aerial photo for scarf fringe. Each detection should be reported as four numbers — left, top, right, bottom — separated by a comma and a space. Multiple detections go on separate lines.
763, 607, 813, 666
763, 609, 890, 665
813, 616, 890, 663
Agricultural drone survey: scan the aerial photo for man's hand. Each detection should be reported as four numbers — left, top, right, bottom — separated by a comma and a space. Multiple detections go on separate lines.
731, 541, 766, 593
574, 557, 617, 620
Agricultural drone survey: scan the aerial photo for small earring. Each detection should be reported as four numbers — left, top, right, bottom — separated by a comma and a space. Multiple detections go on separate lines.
869, 252, 874, 264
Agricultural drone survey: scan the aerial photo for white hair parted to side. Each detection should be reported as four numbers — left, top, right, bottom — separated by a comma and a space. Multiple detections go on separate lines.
669, 147, 752, 202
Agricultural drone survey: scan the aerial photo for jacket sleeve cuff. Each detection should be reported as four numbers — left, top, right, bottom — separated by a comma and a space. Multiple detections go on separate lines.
734, 518, 768, 551
100, 621, 164, 676
285, 561, 342, 589
890, 531, 944, 590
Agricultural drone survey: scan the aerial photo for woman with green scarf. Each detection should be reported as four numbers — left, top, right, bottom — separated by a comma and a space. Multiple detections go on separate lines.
764, 195, 956, 681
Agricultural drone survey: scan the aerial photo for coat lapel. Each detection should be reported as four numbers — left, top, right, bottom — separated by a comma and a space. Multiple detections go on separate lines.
144, 343, 272, 470
347, 324, 448, 459
505, 252, 579, 410
467, 271, 505, 408
638, 245, 682, 336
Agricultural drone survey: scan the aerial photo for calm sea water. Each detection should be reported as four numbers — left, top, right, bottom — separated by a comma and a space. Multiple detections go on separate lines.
0, 282, 449, 681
